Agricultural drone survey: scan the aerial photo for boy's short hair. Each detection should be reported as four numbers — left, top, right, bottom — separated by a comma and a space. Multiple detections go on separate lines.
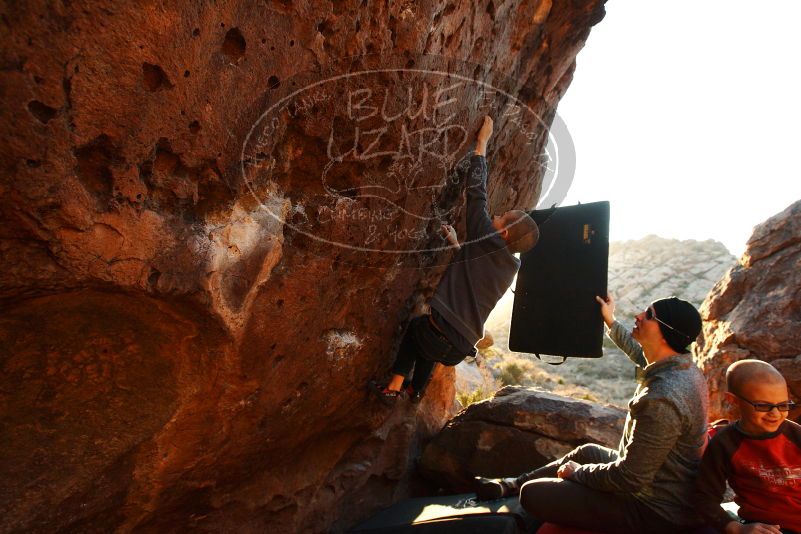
726, 359, 786, 395
505, 210, 539, 253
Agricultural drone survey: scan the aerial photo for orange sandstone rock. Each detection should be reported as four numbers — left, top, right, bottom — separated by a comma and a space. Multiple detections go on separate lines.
0, 1, 606, 531
695, 200, 801, 423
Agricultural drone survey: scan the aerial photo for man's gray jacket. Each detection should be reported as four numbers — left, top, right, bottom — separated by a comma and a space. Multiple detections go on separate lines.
570, 321, 709, 525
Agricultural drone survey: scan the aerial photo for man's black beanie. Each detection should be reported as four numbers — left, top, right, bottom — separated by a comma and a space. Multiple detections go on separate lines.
651, 296, 703, 353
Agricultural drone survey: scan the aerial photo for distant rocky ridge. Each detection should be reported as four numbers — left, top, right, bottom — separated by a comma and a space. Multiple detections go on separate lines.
608, 235, 735, 323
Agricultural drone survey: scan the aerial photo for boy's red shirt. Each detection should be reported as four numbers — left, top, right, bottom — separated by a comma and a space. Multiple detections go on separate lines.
695, 419, 801, 531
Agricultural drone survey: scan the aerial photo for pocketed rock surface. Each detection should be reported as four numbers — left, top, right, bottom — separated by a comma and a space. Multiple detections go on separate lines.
0, 1, 606, 531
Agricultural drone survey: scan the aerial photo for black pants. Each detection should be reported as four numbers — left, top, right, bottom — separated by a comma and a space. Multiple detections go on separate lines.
517, 444, 697, 534
390, 314, 466, 392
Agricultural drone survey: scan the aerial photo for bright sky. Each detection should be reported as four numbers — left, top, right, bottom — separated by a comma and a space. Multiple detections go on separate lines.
556, 0, 801, 257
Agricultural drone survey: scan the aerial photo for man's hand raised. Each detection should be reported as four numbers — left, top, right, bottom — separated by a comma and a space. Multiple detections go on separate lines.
595, 293, 616, 328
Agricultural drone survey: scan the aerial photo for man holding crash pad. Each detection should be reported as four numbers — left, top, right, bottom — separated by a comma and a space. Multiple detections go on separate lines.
475, 293, 708, 533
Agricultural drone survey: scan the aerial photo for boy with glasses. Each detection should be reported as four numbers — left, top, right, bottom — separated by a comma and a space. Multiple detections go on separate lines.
695, 359, 801, 534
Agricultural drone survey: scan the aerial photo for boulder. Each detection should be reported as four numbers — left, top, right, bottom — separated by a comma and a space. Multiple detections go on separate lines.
694, 200, 801, 422
419, 386, 625, 491
0, 1, 607, 531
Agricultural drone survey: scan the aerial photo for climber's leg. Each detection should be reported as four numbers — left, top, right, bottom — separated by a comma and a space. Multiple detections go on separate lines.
386, 318, 423, 390
409, 356, 437, 393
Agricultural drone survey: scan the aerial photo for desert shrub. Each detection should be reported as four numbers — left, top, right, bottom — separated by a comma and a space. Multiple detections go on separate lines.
477, 345, 502, 359
456, 387, 493, 408
499, 362, 525, 386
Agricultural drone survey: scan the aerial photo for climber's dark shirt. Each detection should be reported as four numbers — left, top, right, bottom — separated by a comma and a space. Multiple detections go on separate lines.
430, 154, 520, 352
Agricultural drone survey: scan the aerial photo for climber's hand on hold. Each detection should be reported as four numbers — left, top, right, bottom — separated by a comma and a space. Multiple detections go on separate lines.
475, 116, 493, 156
440, 224, 460, 249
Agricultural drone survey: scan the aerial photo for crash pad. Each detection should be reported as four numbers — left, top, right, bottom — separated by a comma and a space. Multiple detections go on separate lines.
536, 525, 601, 534
348, 493, 538, 533
509, 201, 610, 359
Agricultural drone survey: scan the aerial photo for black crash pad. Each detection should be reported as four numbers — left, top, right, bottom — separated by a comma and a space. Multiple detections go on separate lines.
509, 201, 610, 359
348, 493, 537, 533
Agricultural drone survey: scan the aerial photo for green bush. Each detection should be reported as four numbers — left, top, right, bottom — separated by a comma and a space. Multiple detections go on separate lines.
499, 362, 525, 386
456, 387, 493, 408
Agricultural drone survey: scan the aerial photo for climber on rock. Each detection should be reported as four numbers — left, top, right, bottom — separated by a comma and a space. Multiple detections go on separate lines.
475, 294, 708, 534
368, 115, 540, 405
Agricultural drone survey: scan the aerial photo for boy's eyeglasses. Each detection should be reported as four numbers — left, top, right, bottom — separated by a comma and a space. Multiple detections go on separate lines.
644, 307, 693, 341
733, 393, 797, 413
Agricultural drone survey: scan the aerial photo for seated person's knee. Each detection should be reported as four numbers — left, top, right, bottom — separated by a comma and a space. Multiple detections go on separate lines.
573, 443, 594, 456
519, 478, 553, 515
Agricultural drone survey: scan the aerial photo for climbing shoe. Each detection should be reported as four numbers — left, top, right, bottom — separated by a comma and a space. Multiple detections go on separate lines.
473, 476, 511, 501
368, 380, 401, 406
405, 385, 424, 404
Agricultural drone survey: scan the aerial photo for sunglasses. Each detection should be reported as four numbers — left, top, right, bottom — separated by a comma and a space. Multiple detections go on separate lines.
733, 393, 797, 413
644, 307, 693, 341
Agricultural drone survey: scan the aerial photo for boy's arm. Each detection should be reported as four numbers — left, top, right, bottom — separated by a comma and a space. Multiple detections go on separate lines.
464, 116, 496, 242
694, 435, 742, 533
